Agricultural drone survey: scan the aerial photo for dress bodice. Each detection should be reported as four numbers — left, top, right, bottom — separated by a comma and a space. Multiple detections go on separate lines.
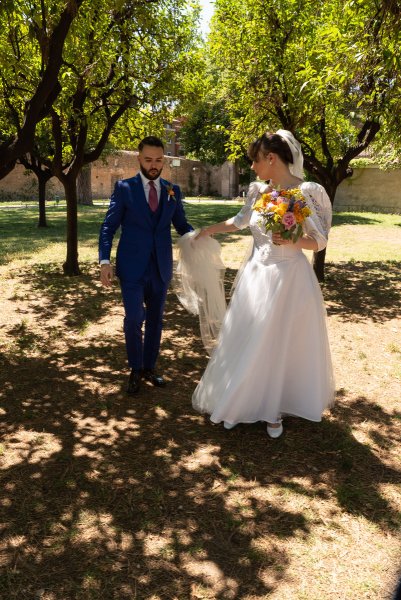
233, 180, 332, 263
248, 210, 302, 264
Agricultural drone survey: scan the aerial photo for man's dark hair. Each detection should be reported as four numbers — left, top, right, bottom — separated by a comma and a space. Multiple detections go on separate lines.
138, 136, 164, 152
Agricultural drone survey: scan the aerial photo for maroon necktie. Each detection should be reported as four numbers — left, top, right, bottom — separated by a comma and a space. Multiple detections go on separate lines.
148, 180, 158, 212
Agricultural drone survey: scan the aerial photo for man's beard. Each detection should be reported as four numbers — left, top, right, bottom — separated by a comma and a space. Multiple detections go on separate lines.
139, 164, 163, 180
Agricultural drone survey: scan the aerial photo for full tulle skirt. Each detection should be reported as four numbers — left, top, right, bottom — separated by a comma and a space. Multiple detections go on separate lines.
192, 251, 335, 426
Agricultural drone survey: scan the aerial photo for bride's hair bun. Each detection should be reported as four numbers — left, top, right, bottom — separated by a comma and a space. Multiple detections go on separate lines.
248, 133, 293, 165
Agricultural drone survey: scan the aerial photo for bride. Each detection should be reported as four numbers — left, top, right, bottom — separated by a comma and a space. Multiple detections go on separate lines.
191, 130, 335, 438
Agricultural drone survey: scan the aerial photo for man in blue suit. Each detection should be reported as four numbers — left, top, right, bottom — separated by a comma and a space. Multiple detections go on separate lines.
99, 136, 193, 394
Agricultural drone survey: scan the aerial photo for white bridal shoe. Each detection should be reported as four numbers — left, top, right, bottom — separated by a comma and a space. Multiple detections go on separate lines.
266, 421, 283, 439
223, 421, 237, 430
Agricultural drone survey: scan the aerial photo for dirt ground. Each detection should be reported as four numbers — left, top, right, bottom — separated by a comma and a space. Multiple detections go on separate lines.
0, 255, 400, 599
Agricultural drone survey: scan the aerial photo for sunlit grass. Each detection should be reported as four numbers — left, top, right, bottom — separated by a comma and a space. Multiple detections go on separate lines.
0, 202, 400, 269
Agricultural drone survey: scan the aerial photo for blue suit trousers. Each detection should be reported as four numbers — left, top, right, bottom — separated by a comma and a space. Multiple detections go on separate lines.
120, 257, 168, 371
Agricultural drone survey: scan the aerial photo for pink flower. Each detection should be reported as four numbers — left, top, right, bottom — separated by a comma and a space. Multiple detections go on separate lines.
282, 212, 296, 230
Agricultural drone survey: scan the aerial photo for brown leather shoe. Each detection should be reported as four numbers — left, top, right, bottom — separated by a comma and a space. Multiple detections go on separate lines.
143, 369, 166, 387
127, 369, 141, 395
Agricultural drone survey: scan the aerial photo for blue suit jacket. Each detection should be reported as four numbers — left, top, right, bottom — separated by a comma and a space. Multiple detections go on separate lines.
99, 174, 193, 283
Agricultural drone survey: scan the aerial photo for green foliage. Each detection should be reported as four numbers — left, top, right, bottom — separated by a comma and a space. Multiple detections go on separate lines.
53, 0, 200, 165
0, 0, 202, 273
207, 0, 401, 192
180, 97, 230, 165
0, 2, 42, 136
0, 0, 201, 166
176, 34, 236, 166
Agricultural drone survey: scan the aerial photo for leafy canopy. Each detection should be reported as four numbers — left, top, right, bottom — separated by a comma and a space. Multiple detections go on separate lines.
208, 0, 401, 183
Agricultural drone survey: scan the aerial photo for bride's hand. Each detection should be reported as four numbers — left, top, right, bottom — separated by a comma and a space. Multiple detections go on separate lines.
195, 227, 211, 239
272, 232, 291, 245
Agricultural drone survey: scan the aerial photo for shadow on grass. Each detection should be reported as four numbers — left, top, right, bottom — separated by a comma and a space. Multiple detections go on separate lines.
331, 213, 383, 226
323, 260, 401, 322
1, 353, 400, 598
0, 336, 292, 598
0, 266, 400, 598
9, 262, 121, 333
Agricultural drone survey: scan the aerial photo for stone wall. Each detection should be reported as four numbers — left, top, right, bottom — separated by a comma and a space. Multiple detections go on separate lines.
0, 152, 400, 213
334, 165, 401, 213
0, 152, 237, 201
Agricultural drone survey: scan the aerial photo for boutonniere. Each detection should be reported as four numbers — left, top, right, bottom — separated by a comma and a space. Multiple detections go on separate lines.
164, 182, 176, 201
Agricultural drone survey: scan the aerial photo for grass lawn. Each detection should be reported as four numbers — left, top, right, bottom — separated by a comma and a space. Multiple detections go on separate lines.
0, 201, 400, 600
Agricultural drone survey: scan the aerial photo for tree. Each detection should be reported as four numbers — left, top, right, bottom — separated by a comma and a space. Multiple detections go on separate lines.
207, 0, 401, 279
5, 0, 200, 274
18, 155, 52, 228
0, 0, 85, 179
180, 95, 231, 165
77, 166, 92, 206
54, 0, 199, 275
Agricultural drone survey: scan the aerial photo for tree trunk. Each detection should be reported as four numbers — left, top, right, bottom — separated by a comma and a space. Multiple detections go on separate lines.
62, 176, 81, 275
77, 164, 93, 205
311, 185, 336, 283
37, 176, 48, 228
312, 247, 327, 282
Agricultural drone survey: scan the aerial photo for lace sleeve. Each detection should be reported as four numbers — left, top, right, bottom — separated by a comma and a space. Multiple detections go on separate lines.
300, 182, 332, 252
233, 181, 264, 229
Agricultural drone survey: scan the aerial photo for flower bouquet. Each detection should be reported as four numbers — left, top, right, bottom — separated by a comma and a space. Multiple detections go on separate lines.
253, 187, 311, 243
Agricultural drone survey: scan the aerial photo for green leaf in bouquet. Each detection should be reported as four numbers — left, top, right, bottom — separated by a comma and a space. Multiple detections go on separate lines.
293, 226, 303, 242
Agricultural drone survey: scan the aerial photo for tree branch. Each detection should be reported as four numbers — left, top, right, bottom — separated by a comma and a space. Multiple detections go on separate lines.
0, 0, 85, 175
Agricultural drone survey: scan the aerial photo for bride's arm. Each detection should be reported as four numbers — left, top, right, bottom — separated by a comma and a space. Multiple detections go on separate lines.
196, 181, 264, 239
196, 217, 238, 238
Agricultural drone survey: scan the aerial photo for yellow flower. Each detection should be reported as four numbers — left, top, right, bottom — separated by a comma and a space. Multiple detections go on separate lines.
293, 205, 304, 223
276, 202, 288, 216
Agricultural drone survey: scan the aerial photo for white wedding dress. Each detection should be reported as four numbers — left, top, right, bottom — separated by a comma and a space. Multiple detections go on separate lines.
192, 181, 335, 426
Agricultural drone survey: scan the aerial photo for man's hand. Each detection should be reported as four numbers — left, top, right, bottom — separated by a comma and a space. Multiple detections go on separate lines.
100, 264, 114, 287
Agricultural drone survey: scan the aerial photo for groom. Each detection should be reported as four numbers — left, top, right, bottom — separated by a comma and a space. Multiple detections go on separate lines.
99, 136, 193, 394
